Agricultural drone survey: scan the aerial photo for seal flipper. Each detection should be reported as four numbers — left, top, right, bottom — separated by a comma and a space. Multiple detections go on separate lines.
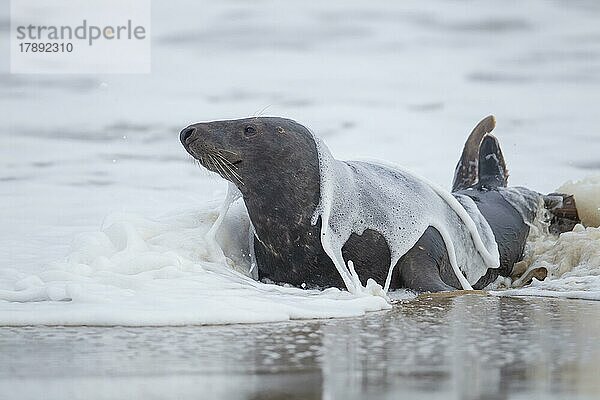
396, 227, 462, 292
477, 135, 508, 189
452, 115, 497, 192
452, 115, 509, 192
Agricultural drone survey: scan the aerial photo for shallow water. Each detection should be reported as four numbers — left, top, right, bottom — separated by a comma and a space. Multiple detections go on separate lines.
1, 0, 600, 324
1, 0, 600, 397
2, 295, 600, 400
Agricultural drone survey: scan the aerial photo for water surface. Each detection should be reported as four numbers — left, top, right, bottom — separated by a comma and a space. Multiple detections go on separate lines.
2, 295, 599, 400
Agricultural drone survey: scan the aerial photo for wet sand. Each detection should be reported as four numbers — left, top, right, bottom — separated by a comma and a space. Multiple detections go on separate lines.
2, 294, 599, 400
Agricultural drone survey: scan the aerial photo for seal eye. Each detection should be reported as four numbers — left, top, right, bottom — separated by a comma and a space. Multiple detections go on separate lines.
244, 126, 257, 138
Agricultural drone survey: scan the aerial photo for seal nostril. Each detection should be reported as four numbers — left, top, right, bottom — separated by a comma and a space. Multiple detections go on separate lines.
180, 127, 197, 145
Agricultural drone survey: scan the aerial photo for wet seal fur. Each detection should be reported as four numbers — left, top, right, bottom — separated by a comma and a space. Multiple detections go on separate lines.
180, 116, 578, 292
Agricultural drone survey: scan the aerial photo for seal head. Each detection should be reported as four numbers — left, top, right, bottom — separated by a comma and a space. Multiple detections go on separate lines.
181, 117, 319, 193
181, 118, 335, 287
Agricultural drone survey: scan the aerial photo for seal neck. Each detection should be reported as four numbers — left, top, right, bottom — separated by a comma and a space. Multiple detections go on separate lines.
240, 139, 322, 252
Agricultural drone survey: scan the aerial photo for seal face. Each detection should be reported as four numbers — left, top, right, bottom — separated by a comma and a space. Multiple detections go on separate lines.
180, 116, 577, 292
181, 117, 318, 191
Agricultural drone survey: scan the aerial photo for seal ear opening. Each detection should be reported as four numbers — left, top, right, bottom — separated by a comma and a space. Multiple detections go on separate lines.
452, 115, 508, 192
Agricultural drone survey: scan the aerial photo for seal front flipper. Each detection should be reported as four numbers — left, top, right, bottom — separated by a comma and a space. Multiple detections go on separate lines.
452, 115, 509, 192
396, 227, 461, 292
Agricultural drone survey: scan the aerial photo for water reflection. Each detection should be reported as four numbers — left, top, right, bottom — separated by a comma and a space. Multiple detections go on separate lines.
1, 295, 598, 399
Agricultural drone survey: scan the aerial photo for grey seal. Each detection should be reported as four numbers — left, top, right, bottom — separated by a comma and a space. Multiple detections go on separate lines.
180, 116, 578, 291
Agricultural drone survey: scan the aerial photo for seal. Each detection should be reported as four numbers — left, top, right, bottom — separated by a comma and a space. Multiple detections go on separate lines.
180, 116, 579, 292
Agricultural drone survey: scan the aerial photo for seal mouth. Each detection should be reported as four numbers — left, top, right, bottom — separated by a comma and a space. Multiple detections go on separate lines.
180, 124, 244, 185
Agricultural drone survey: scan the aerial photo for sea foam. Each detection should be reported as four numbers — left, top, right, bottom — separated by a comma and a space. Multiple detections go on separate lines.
311, 135, 500, 294
0, 197, 394, 326
491, 176, 600, 300
557, 176, 600, 227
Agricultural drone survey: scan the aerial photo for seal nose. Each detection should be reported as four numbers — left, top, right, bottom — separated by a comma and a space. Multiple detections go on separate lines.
180, 126, 197, 145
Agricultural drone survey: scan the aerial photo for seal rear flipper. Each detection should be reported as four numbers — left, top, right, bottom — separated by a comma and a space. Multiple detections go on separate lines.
477, 135, 509, 189
452, 115, 509, 192
452, 115, 496, 192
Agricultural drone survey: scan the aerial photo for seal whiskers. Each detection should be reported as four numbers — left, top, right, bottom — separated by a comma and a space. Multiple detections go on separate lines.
214, 152, 244, 185
208, 154, 231, 183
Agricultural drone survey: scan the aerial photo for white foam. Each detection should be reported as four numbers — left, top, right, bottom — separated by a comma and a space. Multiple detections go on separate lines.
498, 186, 545, 229
557, 176, 600, 227
491, 224, 600, 300
311, 136, 500, 294
491, 177, 600, 300
0, 200, 395, 326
